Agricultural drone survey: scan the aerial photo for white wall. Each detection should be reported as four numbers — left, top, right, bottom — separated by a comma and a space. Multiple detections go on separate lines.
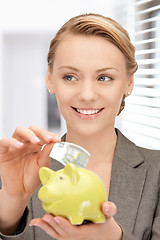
0, 34, 3, 137
2, 34, 50, 137
0, 0, 118, 32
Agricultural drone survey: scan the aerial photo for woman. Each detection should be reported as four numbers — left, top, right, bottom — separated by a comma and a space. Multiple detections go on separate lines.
0, 13, 159, 240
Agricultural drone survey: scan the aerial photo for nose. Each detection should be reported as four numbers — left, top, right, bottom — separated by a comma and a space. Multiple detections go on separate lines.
78, 80, 98, 102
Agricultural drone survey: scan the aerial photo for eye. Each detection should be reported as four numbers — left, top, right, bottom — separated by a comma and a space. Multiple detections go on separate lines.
55, 176, 64, 182
98, 75, 112, 82
63, 75, 76, 81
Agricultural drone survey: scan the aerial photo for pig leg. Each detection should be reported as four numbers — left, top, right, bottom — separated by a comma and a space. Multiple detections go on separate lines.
91, 209, 105, 223
84, 207, 105, 224
68, 214, 84, 225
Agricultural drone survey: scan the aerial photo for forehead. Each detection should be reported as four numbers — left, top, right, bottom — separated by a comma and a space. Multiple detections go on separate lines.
54, 34, 127, 71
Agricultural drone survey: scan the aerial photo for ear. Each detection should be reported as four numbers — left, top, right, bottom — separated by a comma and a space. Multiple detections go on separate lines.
46, 68, 55, 94
125, 74, 134, 96
64, 163, 80, 184
39, 167, 55, 185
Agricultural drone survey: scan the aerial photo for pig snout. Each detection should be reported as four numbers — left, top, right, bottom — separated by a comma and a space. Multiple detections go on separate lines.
38, 185, 56, 203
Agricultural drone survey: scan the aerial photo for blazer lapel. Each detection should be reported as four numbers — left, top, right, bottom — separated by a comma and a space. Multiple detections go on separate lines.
109, 129, 147, 231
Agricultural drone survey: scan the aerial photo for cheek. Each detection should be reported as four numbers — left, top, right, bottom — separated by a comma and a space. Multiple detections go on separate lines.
56, 93, 72, 108
54, 84, 70, 103
54, 89, 73, 117
103, 86, 124, 106
102, 85, 125, 117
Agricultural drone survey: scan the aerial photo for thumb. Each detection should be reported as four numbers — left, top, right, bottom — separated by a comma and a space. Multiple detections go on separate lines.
38, 142, 56, 168
102, 201, 117, 219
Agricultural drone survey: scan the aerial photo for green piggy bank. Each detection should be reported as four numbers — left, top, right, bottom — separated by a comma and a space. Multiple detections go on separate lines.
38, 163, 106, 225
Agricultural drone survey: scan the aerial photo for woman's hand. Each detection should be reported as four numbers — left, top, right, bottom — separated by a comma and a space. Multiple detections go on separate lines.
0, 125, 60, 200
0, 125, 61, 234
30, 201, 122, 240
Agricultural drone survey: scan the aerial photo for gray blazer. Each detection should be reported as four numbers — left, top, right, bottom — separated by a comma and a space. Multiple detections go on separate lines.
0, 129, 160, 240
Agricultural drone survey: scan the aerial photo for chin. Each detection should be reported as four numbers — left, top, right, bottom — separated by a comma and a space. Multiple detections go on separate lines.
73, 124, 104, 138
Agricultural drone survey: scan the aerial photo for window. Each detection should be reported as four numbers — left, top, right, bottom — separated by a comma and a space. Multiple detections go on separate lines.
120, 0, 160, 149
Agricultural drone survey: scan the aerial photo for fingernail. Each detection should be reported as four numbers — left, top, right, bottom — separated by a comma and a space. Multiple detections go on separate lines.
29, 223, 41, 227
45, 134, 53, 140
54, 217, 61, 224
33, 136, 40, 143
105, 204, 111, 213
54, 135, 61, 141
43, 217, 51, 223
17, 142, 24, 147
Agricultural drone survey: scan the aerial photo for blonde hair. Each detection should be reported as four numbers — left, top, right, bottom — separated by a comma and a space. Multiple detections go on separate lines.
47, 13, 137, 74
47, 13, 138, 114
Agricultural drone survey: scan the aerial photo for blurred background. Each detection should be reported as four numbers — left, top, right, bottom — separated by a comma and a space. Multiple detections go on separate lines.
0, 0, 159, 149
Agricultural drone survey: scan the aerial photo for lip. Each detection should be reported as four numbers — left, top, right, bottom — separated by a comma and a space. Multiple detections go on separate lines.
71, 107, 104, 119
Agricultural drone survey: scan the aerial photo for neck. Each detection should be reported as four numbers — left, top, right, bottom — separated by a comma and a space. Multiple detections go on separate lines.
65, 126, 117, 164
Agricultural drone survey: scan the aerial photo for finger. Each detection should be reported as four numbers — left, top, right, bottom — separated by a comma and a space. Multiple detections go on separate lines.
37, 142, 55, 168
42, 214, 68, 237
50, 216, 80, 236
29, 125, 61, 144
29, 218, 59, 239
0, 137, 23, 153
12, 126, 41, 144
13, 126, 61, 148
102, 201, 117, 219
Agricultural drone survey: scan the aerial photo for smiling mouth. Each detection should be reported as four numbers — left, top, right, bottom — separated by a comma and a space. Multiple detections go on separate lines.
72, 107, 104, 115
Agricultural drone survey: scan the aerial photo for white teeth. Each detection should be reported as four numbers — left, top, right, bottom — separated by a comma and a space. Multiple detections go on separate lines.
76, 109, 100, 115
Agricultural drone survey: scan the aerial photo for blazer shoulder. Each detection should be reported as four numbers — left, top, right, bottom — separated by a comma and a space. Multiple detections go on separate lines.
136, 145, 160, 169
116, 128, 160, 169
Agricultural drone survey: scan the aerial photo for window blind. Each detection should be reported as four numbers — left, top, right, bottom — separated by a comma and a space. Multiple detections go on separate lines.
121, 0, 160, 150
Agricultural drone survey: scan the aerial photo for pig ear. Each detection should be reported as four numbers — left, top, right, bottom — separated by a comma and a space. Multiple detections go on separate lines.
39, 167, 55, 185
64, 163, 80, 184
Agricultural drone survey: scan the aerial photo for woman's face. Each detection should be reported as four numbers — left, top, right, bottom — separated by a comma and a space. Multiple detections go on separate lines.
47, 34, 133, 137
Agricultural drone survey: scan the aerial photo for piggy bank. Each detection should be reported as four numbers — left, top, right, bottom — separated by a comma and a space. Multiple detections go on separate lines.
38, 163, 106, 225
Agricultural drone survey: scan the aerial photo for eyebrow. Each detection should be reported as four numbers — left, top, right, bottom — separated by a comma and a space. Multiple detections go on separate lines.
58, 66, 120, 72
58, 66, 80, 72
96, 67, 120, 72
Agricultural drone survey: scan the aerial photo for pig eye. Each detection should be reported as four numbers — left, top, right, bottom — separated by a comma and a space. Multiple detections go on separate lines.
55, 176, 64, 182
